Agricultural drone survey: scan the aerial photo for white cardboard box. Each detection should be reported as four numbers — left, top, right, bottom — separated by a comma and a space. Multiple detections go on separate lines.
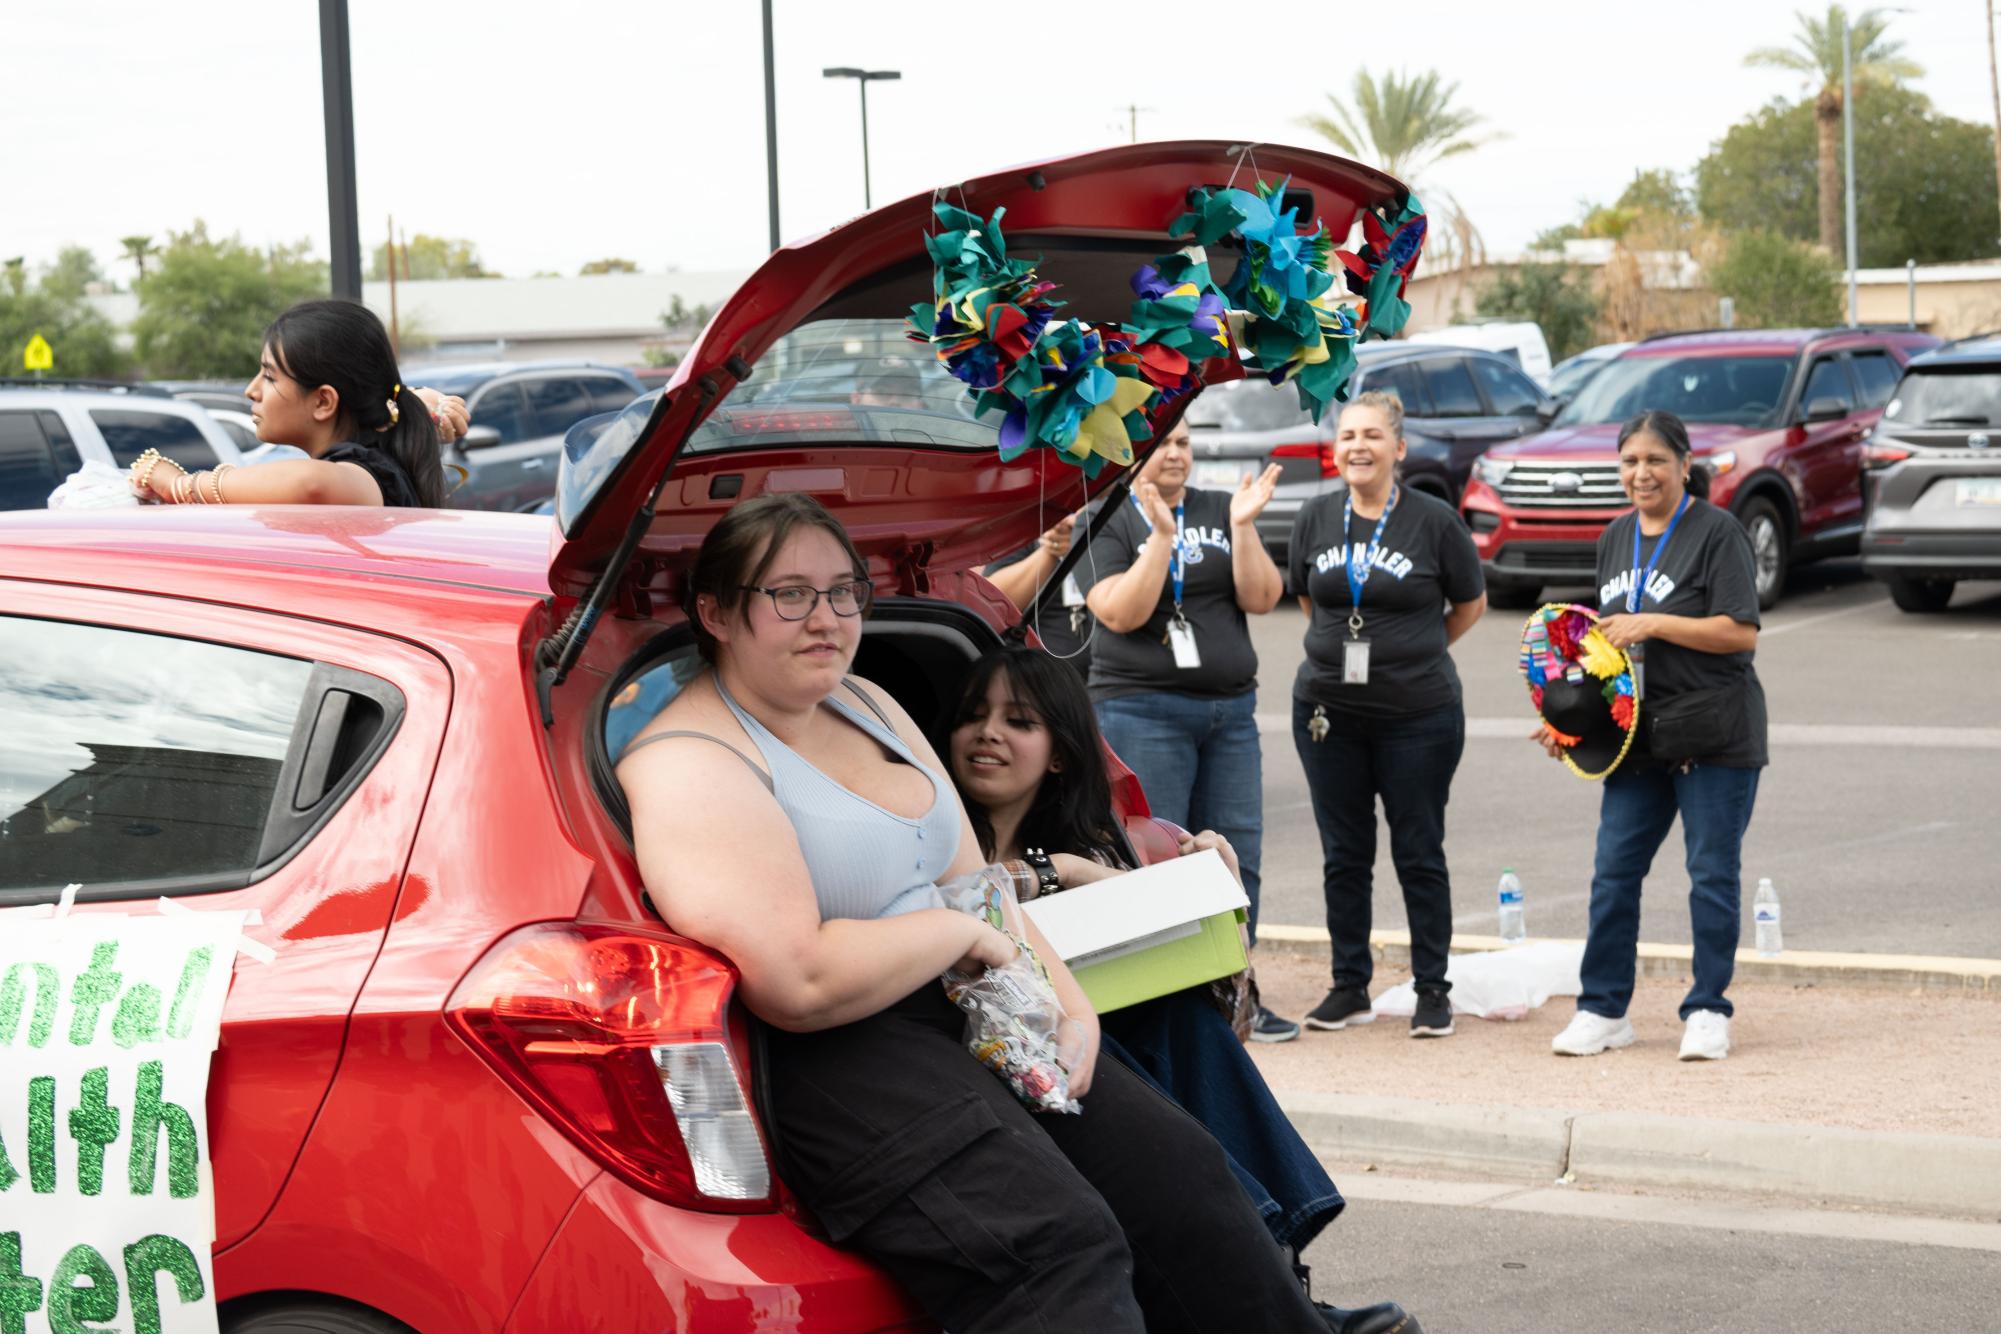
1022, 849, 1249, 1011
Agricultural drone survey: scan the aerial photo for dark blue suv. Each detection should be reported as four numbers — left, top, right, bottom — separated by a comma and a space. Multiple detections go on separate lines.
404, 361, 644, 512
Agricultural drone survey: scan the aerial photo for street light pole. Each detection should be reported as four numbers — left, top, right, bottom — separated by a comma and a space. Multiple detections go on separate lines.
319, 0, 362, 301
1843, 10, 1858, 326
762, 0, 780, 252
823, 67, 901, 209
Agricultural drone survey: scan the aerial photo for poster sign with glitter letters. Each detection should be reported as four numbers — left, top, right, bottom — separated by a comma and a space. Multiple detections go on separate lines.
0, 909, 242, 1334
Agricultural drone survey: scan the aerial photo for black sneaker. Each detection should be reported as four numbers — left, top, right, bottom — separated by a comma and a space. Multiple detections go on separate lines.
1410, 985, 1454, 1038
1304, 985, 1376, 1031
1249, 1004, 1301, 1043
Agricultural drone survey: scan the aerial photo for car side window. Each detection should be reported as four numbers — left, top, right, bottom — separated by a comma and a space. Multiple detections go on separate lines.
1801, 358, 1855, 415
0, 411, 60, 511
90, 409, 220, 472
1420, 358, 1485, 417
1469, 358, 1544, 416
587, 378, 640, 416
525, 376, 596, 439
472, 382, 531, 444
1850, 352, 1901, 409
37, 412, 82, 475
0, 617, 404, 902
1364, 362, 1431, 417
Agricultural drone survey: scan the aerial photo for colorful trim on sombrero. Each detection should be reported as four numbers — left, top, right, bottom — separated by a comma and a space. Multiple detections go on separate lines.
1519, 602, 1640, 782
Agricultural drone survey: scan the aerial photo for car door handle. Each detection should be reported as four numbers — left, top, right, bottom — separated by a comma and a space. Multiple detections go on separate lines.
520, 457, 546, 470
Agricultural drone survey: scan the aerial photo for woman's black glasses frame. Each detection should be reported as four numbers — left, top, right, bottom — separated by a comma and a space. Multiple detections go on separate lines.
741, 579, 874, 620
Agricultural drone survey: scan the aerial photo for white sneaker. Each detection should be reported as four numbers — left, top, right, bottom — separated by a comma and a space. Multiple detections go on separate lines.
1551, 1010, 1635, 1056
1679, 1010, 1731, 1061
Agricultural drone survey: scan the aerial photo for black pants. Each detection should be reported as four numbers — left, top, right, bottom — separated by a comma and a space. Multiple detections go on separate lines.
761, 986, 1328, 1333
1292, 695, 1465, 992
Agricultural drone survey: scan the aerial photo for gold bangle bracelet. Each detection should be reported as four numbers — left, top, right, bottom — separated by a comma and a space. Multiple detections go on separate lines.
210, 463, 233, 504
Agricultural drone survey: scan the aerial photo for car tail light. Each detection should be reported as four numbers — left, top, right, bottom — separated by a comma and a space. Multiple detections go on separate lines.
446, 922, 773, 1212
1863, 443, 1912, 470
1270, 441, 1340, 477
728, 408, 859, 434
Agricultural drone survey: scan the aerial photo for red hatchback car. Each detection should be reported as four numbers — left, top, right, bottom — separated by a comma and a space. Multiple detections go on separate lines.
1459, 326, 1940, 609
0, 141, 1413, 1332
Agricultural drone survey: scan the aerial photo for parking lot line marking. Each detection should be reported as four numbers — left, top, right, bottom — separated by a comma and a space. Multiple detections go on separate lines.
1456, 718, 2001, 748
1761, 594, 1890, 636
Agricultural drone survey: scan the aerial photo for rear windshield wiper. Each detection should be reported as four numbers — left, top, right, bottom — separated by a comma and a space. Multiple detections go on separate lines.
1920, 415, 1991, 426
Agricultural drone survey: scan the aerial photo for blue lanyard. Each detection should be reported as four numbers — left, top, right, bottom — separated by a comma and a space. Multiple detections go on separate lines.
1627, 493, 1691, 612
1132, 492, 1187, 612
1343, 485, 1397, 631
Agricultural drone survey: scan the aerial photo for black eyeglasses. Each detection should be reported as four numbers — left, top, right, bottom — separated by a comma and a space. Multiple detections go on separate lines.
741, 579, 874, 620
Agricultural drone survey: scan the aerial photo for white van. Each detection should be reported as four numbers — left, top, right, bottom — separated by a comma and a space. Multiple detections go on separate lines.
1406, 321, 1554, 388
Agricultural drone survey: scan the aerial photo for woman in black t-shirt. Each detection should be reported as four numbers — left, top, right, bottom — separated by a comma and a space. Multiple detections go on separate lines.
1081, 417, 1300, 1041
130, 300, 447, 509
1546, 410, 1767, 1064
1286, 391, 1487, 1041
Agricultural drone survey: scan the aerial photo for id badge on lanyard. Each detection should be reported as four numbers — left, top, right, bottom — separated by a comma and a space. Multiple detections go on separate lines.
1137, 493, 1200, 669
1623, 495, 1687, 701
1341, 487, 1396, 687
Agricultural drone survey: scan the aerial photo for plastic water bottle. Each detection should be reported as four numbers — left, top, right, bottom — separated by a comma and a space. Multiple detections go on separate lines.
1497, 869, 1526, 944
1754, 878, 1783, 957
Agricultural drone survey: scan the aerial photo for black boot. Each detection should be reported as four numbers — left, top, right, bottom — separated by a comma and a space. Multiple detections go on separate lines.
1293, 1258, 1422, 1334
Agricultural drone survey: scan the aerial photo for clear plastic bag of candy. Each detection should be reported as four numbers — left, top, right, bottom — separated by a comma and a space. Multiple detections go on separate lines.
938, 865, 1083, 1115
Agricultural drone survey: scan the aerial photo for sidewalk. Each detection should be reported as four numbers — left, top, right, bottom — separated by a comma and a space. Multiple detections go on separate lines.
1243, 933, 2001, 1218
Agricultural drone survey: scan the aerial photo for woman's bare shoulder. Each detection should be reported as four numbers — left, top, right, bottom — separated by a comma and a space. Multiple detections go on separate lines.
615, 675, 760, 778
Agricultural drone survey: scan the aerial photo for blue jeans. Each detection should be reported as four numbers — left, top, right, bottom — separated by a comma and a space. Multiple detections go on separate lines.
1580, 763, 1762, 1021
1100, 988, 1344, 1252
1291, 697, 1464, 992
1095, 690, 1264, 938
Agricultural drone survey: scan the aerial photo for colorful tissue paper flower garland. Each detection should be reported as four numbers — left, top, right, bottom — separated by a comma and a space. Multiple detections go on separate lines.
907, 178, 1427, 474
1519, 603, 1639, 781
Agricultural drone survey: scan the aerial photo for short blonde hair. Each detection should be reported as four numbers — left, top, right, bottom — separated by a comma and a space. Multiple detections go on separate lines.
1341, 389, 1405, 440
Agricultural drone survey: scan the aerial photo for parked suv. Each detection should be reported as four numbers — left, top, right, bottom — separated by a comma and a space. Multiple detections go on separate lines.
1459, 327, 1941, 608
0, 141, 1410, 1332
1183, 343, 1554, 565
1860, 336, 2001, 611
0, 382, 245, 511
402, 360, 644, 512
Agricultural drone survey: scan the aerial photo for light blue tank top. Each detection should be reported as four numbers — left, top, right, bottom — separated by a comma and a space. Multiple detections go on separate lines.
715, 677, 956, 920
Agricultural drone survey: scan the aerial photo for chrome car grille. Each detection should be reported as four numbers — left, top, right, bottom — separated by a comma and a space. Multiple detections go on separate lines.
1497, 461, 1627, 508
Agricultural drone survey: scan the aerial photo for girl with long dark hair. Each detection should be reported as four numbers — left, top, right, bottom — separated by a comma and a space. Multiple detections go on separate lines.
129, 299, 447, 508
945, 646, 1416, 1334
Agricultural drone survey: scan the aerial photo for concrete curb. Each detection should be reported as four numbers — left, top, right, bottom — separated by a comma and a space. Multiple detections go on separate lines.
1256, 924, 2001, 995
1279, 1091, 2001, 1218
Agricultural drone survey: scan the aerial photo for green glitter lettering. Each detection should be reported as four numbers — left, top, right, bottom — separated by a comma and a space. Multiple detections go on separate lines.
111, 983, 163, 1049
27, 1078, 54, 1194
0, 1233, 45, 1334
123, 1235, 204, 1334
67, 942, 122, 1047
69, 1067, 121, 1197
47, 1244, 116, 1334
0, 1126, 16, 1192
164, 947, 212, 1041
129, 1061, 198, 1198
0, 962, 59, 1049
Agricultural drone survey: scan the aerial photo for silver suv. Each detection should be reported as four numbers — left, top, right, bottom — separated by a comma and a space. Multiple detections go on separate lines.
0, 383, 245, 511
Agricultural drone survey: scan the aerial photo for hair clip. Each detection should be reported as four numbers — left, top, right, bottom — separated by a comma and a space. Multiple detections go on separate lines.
385, 388, 400, 425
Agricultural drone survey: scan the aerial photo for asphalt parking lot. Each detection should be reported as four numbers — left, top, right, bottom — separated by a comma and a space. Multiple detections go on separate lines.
1245, 562, 2001, 959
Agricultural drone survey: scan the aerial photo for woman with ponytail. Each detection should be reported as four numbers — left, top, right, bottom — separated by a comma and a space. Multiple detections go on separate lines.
129, 299, 450, 509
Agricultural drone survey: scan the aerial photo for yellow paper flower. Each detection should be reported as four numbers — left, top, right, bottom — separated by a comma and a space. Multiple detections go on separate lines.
1578, 630, 1625, 680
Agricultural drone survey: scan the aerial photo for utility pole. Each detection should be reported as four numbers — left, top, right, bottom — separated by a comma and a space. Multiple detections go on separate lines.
319, 0, 362, 301
1122, 103, 1156, 143
386, 215, 400, 356
1843, 10, 1858, 326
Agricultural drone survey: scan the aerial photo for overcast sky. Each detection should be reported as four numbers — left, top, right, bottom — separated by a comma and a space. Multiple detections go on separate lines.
5, 0, 1996, 285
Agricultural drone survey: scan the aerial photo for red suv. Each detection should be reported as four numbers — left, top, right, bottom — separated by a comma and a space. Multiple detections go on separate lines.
1459, 327, 1940, 608
0, 141, 1408, 1333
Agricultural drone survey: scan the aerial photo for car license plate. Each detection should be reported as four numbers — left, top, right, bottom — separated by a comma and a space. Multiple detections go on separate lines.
1192, 460, 1257, 490
1955, 478, 2001, 508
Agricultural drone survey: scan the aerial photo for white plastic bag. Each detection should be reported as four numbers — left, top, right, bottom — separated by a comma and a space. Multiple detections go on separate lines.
47, 459, 140, 510
1373, 940, 1584, 1021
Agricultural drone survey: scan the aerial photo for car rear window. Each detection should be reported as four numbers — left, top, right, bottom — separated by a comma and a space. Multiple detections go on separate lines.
89, 409, 220, 471
1183, 378, 1312, 433
1882, 367, 2001, 427
1556, 354, 1792, 427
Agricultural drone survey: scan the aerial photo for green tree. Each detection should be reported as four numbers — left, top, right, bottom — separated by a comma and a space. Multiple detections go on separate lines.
0, 252, 126, 378
368, 234, 494, 281
1706, 230, 1843, 328
131, 222, 327, 378
1477, 261, 1603, 361
1697, 84, 1999, 266
1745, 5, 1922, 254
119, 235, 157, 285
580, 257, 639, 275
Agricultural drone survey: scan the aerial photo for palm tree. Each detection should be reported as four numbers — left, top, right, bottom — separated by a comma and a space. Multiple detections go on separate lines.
1298, 68, 1498, 300
1746, 6, 1922, 255
119, 235, 157, 285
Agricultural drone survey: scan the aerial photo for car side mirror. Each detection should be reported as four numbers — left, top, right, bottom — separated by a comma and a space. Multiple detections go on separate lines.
1802, 396, 1849, 423
458, 424, 502, 451
1535, 399, 1560, 424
